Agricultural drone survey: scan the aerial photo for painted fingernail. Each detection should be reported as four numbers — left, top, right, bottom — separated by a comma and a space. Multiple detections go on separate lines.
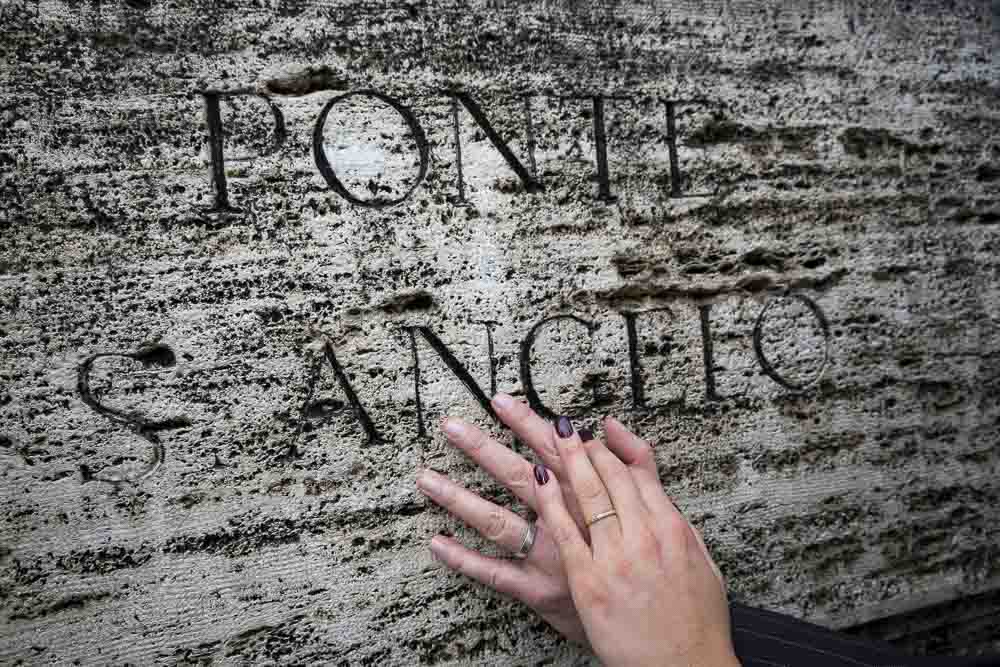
533, 464, 549, 485
578, 427, 594, 442
555, 415, 574, 438
492, 393, 515, 410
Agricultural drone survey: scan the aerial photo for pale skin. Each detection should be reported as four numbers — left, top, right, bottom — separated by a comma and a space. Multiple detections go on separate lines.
416, 393, 740, 667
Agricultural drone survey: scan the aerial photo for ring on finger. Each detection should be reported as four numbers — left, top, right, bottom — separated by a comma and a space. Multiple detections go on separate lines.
586, 509, 618, 527
512, 521, 537, 559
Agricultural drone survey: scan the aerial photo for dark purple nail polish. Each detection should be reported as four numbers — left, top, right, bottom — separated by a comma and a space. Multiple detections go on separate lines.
533, 464, 549, 485
579, 427, 594, 442
555, 415, 574, 438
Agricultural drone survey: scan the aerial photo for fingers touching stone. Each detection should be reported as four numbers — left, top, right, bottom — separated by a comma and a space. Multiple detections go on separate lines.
417, 468, 530, 553
429, 535, 536, 602
440, 417, 538, 509
491, 393, 562, 471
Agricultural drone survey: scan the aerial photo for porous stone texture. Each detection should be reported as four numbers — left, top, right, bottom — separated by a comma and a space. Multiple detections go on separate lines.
1, 0, 999, 664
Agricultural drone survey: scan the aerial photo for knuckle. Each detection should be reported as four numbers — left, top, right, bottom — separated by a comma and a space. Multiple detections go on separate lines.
484, 509, 509, 541
581, 438, 605, 460
505, 463, 533, 491
605, 462, 632, 487
551, 523, 577, 546
542, 434, 560, 460
505, 401, 534, 433
577, 479, 607, 503
467, 428, 490, 453
562, 437, 583, 455
508, 401, 530, 425
436, 482, 457, 510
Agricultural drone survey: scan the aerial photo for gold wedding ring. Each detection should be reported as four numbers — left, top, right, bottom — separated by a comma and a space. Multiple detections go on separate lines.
586, 509, 618, 527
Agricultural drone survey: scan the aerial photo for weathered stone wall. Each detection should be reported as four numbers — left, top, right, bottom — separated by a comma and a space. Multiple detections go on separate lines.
1, 0, 998, 664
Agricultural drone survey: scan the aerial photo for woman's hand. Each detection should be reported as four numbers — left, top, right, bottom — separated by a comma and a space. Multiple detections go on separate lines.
533, 414, 738, 667
416, 394, 735, 665
416, 394, 661, 646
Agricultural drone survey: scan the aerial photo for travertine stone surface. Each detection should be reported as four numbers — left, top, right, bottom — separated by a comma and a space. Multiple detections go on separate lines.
1, 0, 998, 664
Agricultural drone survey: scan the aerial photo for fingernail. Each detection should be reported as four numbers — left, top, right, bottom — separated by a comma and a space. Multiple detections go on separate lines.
429, 535, 446, 560
578, 427, 594, 442
441, 418, 465, 439
492, 393, 515, 410
555, 415, 574, 439
416, 469, 440, 495
533, 464, 549, 485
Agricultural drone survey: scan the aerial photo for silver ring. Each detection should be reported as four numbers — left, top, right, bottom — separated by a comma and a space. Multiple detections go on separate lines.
513, 521, 537, 559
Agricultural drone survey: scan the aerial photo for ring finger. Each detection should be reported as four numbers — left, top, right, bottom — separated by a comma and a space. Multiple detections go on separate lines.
417, 468, 535, 557
552, 416, 622, 554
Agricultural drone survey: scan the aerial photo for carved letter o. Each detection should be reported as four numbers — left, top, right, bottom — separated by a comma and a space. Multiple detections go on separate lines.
312, 89, 429, 208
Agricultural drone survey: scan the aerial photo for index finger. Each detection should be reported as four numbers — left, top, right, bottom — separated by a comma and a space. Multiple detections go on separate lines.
441, 417, 539, 510
490, 393, 563, 473
533, 465, 591, 574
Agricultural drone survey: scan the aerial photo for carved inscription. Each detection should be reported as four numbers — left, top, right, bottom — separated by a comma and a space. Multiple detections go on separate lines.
197, 86, 710, 212
77, 345, 191, 484
76, 294, 832, 484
